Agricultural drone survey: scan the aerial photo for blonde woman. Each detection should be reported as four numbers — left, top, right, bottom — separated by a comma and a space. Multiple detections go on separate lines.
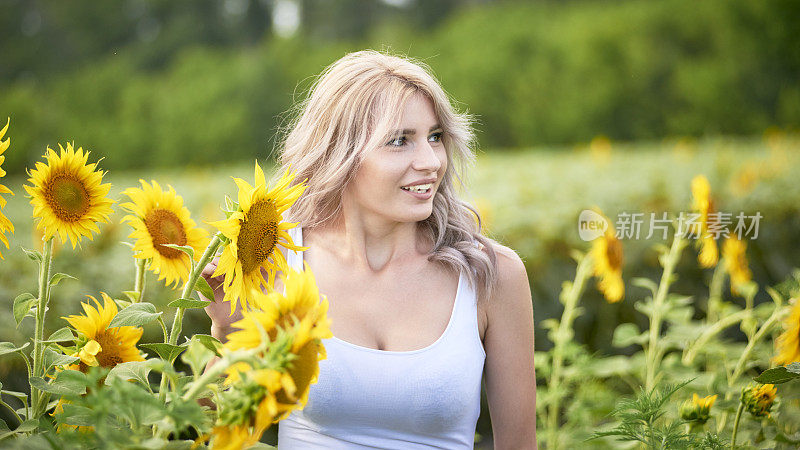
203, 50, 537, 449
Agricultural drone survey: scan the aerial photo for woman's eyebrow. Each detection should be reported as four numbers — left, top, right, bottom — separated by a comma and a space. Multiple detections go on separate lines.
394, 124, 443, 135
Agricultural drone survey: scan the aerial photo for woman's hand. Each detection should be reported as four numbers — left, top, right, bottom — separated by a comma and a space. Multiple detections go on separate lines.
201, 257, 243, 342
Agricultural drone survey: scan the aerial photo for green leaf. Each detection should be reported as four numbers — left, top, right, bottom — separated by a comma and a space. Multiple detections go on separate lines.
140, 343, 187, 363
114, 298, 132, 310
13, 419, 38, 433
29, 371, 87, 396
161, 244, 195, 260
59, 404, 94, 427
182, 339, 214, 377
43, 347, 79, 372
49, 272, 77, 287
788, 362, 800, 374
1, 390, 28, 408
13, 293, 36, 326
122, 291, 141, 302
631, 277, 658, 295
120, 241, 135, 249
224, 195, 240, 213
20, 246, 42, 264
109, 302, 162, 328
191, 334, 223, 355
106, 360, 155, 387
612, 323, 647, 348
754, 365, 800, 384
42, 327, 74, 343
0, 341, 30, 356
168, 298, 211, 309
194, 276, 215, 301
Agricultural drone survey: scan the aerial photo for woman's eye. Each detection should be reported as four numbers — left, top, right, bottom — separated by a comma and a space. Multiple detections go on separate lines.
387, 136, 406, 147
428, 132, 443, 143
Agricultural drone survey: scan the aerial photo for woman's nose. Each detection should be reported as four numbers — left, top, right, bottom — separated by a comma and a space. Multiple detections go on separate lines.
412, 140, 442, 172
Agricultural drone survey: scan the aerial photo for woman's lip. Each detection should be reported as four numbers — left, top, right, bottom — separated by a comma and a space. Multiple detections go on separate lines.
400, 187, 433, 200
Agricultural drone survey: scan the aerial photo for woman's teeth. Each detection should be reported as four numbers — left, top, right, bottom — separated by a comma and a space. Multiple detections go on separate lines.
401, 183, 433, 193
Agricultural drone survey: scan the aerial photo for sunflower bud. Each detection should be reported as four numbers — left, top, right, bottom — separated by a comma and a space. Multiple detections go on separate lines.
680, 393, 717, 425
741, 384, 777, 418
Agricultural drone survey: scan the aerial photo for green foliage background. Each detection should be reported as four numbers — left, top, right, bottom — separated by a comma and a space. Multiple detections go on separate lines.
1, 0, 799, 174
2, 0, 800, 446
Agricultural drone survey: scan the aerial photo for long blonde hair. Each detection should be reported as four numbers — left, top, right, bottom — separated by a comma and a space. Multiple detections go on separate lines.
276, 49, 498, 300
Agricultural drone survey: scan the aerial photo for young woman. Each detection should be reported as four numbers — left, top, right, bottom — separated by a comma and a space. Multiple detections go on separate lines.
203, 50, 537, 449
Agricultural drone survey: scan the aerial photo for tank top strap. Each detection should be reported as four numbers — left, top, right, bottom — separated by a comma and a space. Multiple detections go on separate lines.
286, 226, 304, 272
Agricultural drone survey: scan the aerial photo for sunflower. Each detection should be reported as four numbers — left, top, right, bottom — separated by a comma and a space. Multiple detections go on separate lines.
680, 393, 717, 425
722, 235, 752, 296
589, 210, 624, 303
209, 162, 307, 313
741, 384, 777, 418
121, 180, 209, 288
24, 143, 114, 248
62, 292, 144, 371
224, 263, 332, 422
210, 369, 282, 450
690, 175, 718, 268
0, 118, 14, 259
773, 298, 800, 366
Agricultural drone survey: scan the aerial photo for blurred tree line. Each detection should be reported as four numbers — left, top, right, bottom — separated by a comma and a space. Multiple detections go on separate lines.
0, 0, 798, 173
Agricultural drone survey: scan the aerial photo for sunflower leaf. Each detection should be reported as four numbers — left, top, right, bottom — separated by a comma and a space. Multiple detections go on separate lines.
59, 404, 94, 427
122, 291, 141, 302
13, 293, 36, 326
224, 195, 240, 213
41, 327, 74, 343
29, 370, 87, 396
161, 244, 195, 260
754, 365, 800, 384
49, 272, 77, 287
43, 347, 79, 372
109, 302, 162, 328
0, 341, 30, 356
140, 343, 187, 363
182, 339, 214, 378
191, 334, 223, 355
168, 298, 211, 309
193, 276, 216, 301
20, 246, 42, 264
106, 360, 155, 388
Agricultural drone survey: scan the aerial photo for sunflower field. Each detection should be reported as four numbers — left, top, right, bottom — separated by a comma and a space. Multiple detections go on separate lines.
0, 115, 798, 449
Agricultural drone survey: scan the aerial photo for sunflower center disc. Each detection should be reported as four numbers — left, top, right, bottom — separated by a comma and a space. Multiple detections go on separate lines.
237, 200, 279, 274
145, 209, 188, 259
46, 174, 91, 222
93, 333, 123, 368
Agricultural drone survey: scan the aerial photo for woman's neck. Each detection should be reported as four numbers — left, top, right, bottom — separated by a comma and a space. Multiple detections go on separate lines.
311, 213, 430, 273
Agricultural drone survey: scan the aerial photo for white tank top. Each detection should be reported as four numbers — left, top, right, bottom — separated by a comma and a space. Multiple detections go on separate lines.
277, 227, 486, 449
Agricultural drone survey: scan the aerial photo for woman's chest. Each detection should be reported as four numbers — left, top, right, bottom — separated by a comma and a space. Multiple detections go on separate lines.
312, 262, 464, 352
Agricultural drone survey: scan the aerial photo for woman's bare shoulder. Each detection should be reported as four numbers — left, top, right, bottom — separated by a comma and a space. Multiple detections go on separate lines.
482, 238, 529, 304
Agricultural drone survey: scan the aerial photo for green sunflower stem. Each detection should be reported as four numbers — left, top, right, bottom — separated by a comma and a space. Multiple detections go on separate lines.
158, 233, 224, 404
717, 302, 782, 433
31, 237, 54, 419
168, 232, 223, 346
707, 258, 727, 324
730, 402, 745, 449
546, 252, 593, 450
134, 258, 146, 303
645, 231, 686, 392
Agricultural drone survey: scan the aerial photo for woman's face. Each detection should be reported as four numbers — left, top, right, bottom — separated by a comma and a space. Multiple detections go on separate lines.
343, 92, 447, 226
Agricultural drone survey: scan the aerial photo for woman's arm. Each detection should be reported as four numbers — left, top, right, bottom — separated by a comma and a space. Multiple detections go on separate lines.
483, 243, 537, 449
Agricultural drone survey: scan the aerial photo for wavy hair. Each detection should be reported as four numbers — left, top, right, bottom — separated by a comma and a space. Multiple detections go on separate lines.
275, 49, 498, 301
